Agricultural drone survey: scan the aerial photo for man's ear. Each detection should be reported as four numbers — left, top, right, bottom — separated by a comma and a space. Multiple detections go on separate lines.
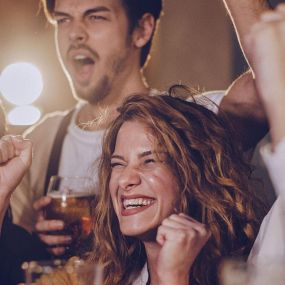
132, 13, 155, 48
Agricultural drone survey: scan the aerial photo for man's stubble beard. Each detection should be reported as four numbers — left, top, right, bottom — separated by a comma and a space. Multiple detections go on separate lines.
73, 46, 132, 106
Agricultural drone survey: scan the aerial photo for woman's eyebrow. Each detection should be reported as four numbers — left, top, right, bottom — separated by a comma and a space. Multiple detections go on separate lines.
139, 151, 153, 158
111, 154, 124, 160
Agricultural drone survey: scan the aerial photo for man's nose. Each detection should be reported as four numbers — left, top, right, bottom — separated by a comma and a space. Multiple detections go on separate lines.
118, 167, 141, 191
69, 21, 88, 44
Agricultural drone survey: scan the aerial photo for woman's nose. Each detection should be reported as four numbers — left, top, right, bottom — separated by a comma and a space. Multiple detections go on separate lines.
118, 167, 141, 191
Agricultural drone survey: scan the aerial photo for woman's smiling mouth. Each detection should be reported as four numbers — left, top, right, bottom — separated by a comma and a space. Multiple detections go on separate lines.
121, 196, 155, 216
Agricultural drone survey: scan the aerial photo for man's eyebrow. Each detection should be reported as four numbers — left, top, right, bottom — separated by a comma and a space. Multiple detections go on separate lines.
53, 11, 70, 18
53, 7, 111, 18
84, 7, 111, 16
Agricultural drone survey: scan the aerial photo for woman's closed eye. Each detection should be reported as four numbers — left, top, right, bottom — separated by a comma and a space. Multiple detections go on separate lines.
144, 158, 156, 165
110, 161, 125, 169
141, 158, 160, 170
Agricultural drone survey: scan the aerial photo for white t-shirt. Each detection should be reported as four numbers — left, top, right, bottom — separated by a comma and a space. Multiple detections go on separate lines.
58, 103, 105, 188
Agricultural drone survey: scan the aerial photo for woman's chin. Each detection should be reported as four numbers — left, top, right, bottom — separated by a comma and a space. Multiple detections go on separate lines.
121, 225, 158, 242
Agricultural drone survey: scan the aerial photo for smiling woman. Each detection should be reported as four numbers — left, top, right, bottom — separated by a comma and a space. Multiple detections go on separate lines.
91, 87, 263, 285
109, 120, 180, 238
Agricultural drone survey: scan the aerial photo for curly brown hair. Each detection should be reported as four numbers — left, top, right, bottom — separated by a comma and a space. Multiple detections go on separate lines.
91, 87, 262, 285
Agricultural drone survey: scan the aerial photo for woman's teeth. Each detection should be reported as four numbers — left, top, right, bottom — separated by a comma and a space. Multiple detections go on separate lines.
123, 198, 154, 209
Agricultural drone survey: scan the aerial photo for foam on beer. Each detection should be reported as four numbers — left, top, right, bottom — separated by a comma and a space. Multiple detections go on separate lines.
47, 190, 94, 198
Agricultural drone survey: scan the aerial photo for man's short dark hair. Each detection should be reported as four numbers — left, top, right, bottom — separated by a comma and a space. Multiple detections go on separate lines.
41, 0, 163, 68
121, 0, 163, 67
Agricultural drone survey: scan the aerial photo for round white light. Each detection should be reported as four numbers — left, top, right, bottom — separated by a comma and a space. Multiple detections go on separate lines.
0, 62, 43, 106
8, 106, 41, 126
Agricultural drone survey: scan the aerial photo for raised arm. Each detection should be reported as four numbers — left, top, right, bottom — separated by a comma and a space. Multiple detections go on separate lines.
0, 136, 32, 234
247, 4, 285, 148
223, 0, 270, 67
246, 6, 285, 265
218, 0, 272, 150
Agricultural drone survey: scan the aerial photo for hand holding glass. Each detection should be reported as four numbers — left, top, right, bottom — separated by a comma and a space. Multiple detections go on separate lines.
45, 176, 96, 254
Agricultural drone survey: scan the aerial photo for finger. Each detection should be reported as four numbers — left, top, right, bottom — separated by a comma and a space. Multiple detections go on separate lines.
276, 3, 285, 13
178, 214, 210, 237
11, 137, 33, 168
13, 137, 22, 156
156, 224, 191, 246
38, 234, 72, 246
0, 137, 15, 163
48, 246, 67, 256
33, 196, 52, 211
162, 215, 210, 238
260, 10, 285, 22
35, 220, 64, 232
156, 224, 171, 246
168, 213, 206, 228
162, 217, 192, 230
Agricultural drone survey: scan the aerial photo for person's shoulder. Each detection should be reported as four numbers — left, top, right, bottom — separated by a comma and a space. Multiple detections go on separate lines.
198, 90, 226, 105
191, 90, 226, 114
23, 109, 72, 140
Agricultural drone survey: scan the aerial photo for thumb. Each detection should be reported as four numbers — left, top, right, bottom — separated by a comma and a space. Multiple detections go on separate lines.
156, 226, 166, 246
12, 137, 33, 168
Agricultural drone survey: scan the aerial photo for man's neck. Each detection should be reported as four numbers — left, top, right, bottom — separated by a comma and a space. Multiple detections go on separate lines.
76, 75, 149, 131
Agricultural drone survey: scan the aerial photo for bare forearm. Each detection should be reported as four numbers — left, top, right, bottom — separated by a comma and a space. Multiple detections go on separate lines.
267, 102, 285, 148
245, 4, 285, 148
223, 0, 270, 66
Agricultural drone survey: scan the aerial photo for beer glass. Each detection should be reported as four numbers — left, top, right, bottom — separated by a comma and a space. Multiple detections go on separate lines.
22, 259, 66, 285
45, 176, 96, 255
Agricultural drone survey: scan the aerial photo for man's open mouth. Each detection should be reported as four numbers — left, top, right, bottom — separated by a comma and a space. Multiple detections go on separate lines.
73, 54, 95, 67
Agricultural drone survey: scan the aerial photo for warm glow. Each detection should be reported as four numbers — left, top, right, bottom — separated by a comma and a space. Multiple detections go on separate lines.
0, 62, 43, 105
8, 106, 41, 126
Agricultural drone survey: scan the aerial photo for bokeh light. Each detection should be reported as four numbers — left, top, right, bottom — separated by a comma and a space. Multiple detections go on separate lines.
8, 106, 41, 126
0, 62, 43, 106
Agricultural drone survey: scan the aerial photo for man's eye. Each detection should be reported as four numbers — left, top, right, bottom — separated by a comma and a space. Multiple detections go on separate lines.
89, 15, 106, 21
55, 18, 70, 25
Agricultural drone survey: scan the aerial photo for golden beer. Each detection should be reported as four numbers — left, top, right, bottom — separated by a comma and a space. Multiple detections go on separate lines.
45, 191, 96, 253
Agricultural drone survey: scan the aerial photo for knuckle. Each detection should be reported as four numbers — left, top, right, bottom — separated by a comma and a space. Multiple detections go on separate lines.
157, 224, 164, 234
176, 230, 188, 242
51, 247, 65, 256
35, 222, 44, 232
38, 234, 49, 244
161, 219, 169, 226
199, 224, 208, 234
169, 214, 178, 220
187, 229, 197, 239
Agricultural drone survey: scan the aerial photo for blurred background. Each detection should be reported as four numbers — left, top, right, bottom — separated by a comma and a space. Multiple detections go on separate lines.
0, 0, 283, 132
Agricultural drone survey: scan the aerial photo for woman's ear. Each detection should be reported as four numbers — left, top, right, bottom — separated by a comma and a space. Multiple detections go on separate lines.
132, 13, 156, 48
